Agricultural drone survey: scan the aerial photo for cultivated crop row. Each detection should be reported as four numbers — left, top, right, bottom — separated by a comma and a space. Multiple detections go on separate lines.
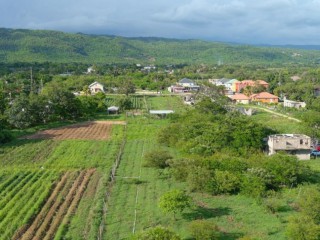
17, 169, 95, 240
106, 96, 143, 109
131, 96, 143, 109
0, 170, 59, 239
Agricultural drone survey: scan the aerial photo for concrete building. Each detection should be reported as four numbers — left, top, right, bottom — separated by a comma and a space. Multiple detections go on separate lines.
283, 97, 306, 108
267, 134, 311, 160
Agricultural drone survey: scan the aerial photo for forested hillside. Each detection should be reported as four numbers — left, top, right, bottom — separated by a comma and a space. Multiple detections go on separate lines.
1, 28, 320, 65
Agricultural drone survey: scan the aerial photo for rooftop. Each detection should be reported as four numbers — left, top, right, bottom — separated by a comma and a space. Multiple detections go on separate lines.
179, 78, 194, 84
269, 134, 310, 139
149, 110, 174, 114
251, 92, 278, 99
229, 93, 250, 100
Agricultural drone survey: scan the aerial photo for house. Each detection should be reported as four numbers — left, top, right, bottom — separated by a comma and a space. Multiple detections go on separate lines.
209, 78, 236, 95
168, 85, 187, 93
256, 80, 269, 89
235, 80, 255, 93
209, 78, 231, 87
89, 82, 105, 94
250, 92, 279, 103
267, 134, 311, 160
235, 80, 269, 93
177, 78, 200, 91
179, 78, 195, 87
229, 93, 251, 104
283, 97, 306, 108
225, 79, 240, 93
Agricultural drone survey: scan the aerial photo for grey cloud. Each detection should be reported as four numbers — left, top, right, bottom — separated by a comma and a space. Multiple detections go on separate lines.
1, 0, 320, 44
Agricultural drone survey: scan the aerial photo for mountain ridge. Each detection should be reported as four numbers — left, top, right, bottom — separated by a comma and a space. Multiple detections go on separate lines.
1, 28, 320, 65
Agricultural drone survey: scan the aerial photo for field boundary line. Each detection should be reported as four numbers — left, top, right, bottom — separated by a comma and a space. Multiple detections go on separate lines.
132, 140, 145, 234
98, 124, 127, 240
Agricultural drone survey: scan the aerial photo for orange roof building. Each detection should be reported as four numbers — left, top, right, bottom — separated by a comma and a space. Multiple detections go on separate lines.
229, 93, 251, 104
250, 92, 278, 103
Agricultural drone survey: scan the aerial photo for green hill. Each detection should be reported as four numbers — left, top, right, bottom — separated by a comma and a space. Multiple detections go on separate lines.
1, 28, 320, 65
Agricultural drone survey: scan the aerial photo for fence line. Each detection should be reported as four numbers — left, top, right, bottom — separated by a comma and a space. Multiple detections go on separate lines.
132, 141, 145, 234
98, 124, 127, 240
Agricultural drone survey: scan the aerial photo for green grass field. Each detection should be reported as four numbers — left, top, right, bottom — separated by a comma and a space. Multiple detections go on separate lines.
250, 109, 304, 134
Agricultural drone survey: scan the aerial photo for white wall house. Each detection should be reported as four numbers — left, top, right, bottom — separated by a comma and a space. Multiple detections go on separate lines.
179, 78, 195, 87
89, 81, 105, 94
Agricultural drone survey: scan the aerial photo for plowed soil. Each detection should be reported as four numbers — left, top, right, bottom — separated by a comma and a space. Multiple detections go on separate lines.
22, 121, 126, 140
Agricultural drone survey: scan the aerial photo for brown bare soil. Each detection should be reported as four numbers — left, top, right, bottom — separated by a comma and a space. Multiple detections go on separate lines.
21, 121, 126, 141
43, 169, 95, 240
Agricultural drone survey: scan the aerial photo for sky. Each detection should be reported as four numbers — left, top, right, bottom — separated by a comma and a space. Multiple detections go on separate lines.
1, 0, 320, 45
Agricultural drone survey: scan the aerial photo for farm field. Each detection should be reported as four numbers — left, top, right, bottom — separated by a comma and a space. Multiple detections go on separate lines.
0, 95, 318, 239
0, 120, 125, 239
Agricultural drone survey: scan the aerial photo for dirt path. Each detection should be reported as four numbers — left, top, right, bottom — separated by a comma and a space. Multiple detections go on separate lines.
251, 106, 301, 122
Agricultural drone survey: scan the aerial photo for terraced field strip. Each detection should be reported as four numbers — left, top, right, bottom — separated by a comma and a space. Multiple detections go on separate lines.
19, 169, 95, 240
14, 172, 72, 239
0, 170, 59, 239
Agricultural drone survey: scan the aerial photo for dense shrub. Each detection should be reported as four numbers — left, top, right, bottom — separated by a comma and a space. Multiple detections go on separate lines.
286, 215, 320, 240
189, 220, 219, 240
132, 226, 181, 240
213, 170, 240, 195
143, 150, 173, 169
240, 173, 267, 198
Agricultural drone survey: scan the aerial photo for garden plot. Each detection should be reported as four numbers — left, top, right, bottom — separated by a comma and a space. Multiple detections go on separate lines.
22, 121, 126, 140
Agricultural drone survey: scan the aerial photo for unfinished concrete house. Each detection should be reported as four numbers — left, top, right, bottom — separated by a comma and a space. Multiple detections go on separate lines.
267, 134, 311, 160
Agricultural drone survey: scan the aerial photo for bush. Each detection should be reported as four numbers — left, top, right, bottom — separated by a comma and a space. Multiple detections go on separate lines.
240, 173, 266, 199
286, 215, 320, 240
186, 165, 214, 192
189, 220, 219, 240
159, 189, 191, 220
297, 186, 320, 224
144, 150, 173, 169
132, 226, 181, 240
213, 170, 240, 195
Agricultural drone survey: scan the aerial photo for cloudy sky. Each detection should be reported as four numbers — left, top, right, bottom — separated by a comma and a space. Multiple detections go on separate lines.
1, 0, 320, 45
